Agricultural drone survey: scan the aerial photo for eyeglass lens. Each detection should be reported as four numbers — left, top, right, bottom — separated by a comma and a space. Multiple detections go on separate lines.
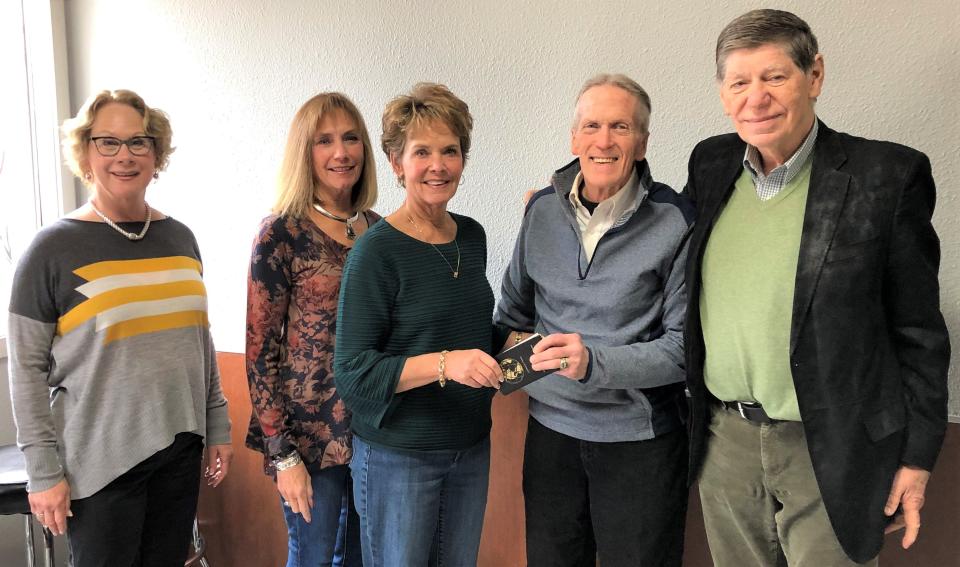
92, 137, 155, 156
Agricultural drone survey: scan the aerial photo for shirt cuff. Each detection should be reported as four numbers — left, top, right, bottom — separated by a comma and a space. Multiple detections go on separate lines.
205, 404, 233, 447
23, 446, 65, 493
577, 348, 594, 384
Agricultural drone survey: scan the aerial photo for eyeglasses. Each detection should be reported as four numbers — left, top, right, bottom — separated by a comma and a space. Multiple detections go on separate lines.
90, 136, 156, 157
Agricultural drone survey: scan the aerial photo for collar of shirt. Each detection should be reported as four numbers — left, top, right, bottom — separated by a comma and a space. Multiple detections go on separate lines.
743, 119, 819, 201
569, 167, 641, 261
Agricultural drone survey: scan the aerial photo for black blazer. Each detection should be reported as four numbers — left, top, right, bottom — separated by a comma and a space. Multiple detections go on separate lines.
683, 121, 950, 562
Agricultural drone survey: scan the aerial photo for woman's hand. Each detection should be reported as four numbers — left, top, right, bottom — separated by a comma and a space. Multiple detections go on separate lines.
530, 333, 589, 380
277, 462, 314, 523
204, 444, 234, 488
28, 478, 71, 536
444, 349, 504, 389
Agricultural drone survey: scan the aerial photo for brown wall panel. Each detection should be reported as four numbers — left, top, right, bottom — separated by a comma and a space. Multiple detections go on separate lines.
197, 353, 286, 566
202, 353, 959, 567
478, 392, 529, 567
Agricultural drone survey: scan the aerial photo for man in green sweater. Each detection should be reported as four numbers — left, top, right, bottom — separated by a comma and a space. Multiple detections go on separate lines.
684, 9, 950, 566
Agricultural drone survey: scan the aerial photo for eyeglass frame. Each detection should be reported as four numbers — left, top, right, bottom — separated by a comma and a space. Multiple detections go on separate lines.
89, 136, 157, 157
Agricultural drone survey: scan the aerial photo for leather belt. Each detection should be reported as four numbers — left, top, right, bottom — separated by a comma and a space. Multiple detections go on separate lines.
718, 400, 778, 424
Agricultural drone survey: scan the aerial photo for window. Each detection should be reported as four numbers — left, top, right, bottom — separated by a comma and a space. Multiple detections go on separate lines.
0, 0, 74, 358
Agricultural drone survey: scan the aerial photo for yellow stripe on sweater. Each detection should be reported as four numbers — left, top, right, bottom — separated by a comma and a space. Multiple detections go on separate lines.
103, 310, 208, 344
58, 280, 207, 335
73, 256, 201, 280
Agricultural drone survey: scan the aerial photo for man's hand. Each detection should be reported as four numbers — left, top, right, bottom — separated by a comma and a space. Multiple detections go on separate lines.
884, 465, 931, 549
28, 478, 71, 536
205, 444, 234, 488
530, 333, 588, 380
277, 462, 314, 523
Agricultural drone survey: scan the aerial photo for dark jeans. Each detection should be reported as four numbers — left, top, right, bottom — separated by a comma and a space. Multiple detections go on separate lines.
67, 432, 204, 567
523, 417, 688, 567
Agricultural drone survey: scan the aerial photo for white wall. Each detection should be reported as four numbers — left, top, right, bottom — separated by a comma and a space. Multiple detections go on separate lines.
59, 0, 959, 420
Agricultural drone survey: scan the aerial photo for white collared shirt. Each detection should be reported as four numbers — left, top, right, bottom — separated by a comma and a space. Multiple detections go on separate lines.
568, 168, 640, 262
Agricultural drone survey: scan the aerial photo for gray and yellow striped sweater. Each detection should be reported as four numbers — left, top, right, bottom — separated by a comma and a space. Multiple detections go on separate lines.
7, 217, 230, 498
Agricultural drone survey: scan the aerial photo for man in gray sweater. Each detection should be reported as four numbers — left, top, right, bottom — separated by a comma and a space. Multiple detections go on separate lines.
496, 73, 693, 567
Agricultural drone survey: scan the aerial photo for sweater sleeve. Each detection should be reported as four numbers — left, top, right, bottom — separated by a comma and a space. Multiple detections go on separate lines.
333, 235, 408, 429
495, 201, 538, 332
245, 217, 296, 457
204, 329, 231, 446
584, 234, 689, 389
7, 240, 65, 493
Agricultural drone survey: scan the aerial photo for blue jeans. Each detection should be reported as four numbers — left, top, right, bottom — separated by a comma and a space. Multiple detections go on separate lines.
280, 464, 362, 567
350, 435, 491, 567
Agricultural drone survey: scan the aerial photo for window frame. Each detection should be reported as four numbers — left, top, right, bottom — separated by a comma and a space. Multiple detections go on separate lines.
0, 0, 74, 360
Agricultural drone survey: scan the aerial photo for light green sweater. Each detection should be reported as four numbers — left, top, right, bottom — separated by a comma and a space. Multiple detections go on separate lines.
699, 162, 812, 421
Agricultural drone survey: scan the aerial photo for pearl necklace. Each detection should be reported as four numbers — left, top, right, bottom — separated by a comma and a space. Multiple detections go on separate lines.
407, 214, 460, 279
90, 201, 152, 240
312, 199, 359, 240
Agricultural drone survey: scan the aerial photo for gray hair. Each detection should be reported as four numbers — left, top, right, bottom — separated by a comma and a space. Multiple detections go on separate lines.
573, 73, 651, 134
715, 9, 819, 81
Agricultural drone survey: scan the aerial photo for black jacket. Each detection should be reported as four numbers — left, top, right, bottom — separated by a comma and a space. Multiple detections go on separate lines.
683, 121, 950, 562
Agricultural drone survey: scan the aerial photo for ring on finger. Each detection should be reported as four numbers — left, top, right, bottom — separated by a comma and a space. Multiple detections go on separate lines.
283, 501, 290, 507
559, 356, 569, 370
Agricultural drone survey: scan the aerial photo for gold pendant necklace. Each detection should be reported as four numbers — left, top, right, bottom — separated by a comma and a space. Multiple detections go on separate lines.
407, 214, 460, 278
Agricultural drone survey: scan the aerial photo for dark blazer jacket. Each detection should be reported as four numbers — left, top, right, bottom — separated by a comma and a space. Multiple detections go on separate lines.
683, 121, 950, 562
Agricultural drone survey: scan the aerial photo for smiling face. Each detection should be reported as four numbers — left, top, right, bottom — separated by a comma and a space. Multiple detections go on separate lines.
312, 109, 365, 200
720, 43, 824, 167
390, 121, 464, 210
83, 102, 156, 204
570, 84, 648, 200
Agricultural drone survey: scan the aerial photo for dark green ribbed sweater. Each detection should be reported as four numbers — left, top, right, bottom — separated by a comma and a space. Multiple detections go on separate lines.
334, 213, 502, 450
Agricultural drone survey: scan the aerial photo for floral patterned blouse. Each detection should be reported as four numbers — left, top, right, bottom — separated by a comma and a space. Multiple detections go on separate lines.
245, 212, 379, 474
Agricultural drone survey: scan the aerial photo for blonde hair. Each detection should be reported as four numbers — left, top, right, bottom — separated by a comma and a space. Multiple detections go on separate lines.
273, 92, 377, 218
61, 89, 174, 185
381, 83, 473, 161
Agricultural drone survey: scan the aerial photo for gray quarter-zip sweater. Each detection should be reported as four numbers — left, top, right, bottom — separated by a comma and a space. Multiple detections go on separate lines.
496, 159, 693, 442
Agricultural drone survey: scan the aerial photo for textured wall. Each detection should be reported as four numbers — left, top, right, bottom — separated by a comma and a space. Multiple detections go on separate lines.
62, 0, 959, 417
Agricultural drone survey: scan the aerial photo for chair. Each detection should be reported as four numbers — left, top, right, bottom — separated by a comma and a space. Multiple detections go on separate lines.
184, 517, 209, 567
0, 444, 55, 567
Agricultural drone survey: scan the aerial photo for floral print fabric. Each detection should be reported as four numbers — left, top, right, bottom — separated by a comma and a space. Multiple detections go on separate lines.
245, 212, 378, 473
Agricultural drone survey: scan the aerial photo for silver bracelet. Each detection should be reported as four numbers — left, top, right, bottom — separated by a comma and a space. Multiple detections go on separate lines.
274, 451, 302, 471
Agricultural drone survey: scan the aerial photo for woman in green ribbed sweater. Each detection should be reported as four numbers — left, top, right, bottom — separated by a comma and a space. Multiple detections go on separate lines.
333, 83, 506, 566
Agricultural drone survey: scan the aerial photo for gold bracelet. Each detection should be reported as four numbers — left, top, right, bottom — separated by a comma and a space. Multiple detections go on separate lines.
514, 332, 523, 344
438, 350, 449, 388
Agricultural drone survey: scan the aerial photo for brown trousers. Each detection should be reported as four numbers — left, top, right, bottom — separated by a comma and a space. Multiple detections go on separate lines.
698, 406, 878, 567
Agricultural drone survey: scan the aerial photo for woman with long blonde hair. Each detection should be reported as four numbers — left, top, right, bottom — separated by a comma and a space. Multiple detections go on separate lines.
246, 92, 378, 567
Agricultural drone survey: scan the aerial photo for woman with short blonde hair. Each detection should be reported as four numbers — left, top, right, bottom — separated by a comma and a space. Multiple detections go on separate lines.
334, 83, 506, 565
9, 89, 232, 566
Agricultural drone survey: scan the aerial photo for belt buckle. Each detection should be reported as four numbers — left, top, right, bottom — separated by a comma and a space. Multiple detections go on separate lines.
737, 402, 748, 420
